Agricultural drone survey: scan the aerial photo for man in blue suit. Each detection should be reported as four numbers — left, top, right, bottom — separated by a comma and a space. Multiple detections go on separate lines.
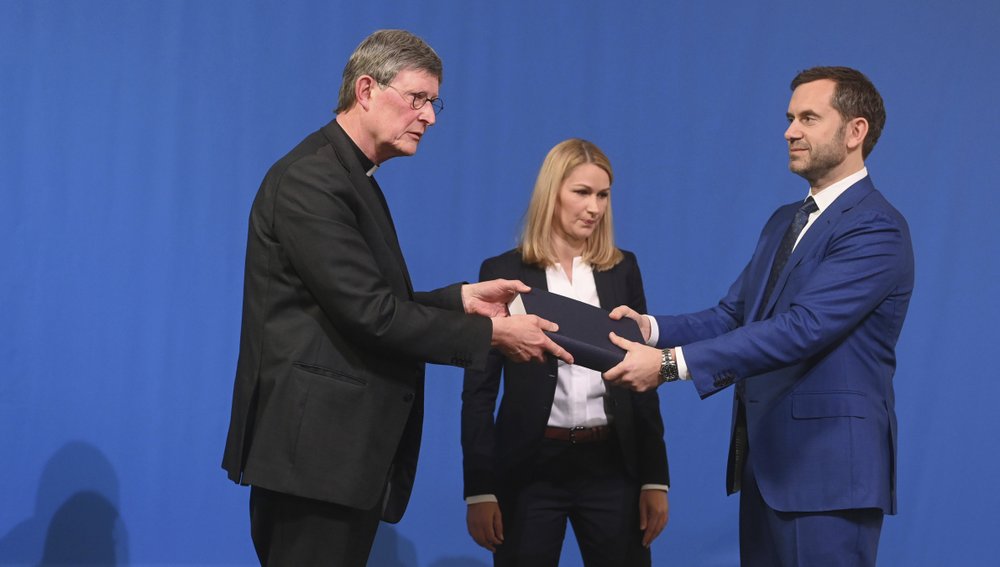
604, 66, 914, 566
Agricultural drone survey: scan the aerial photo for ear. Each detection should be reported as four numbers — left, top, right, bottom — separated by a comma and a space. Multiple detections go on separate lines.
845, 117, 869, 153
355, 75, 378, 111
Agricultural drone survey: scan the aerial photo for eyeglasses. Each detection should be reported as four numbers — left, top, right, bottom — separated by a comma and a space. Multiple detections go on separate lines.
380, 83, 444, 114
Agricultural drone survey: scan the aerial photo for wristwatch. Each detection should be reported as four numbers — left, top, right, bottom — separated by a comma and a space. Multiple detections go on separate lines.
658, 349, 680, 384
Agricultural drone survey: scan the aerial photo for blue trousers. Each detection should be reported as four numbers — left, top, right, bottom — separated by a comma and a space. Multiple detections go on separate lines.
739, 448, 884, 567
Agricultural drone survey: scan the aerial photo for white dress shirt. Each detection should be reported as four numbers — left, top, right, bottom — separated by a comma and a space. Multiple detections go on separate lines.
467, 257, 667, 504
545, 258, 611, 428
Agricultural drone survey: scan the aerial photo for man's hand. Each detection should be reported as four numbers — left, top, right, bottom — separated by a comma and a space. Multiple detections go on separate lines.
638, 489, 669, 548
491, 315, 573, 365
463, 279, 531, 317
609, 305, 651, 343
602, 333, 663, 391
467, 501, 504, 552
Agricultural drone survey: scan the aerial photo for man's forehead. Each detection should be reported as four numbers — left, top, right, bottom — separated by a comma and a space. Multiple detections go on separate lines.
789, 79, 836, 111
392, 68, 440, 92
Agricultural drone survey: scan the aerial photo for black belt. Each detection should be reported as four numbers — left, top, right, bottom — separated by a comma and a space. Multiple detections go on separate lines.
543, 425, 612, 444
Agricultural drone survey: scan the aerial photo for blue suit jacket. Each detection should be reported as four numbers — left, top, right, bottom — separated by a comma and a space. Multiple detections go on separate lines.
656, 176, 913, 514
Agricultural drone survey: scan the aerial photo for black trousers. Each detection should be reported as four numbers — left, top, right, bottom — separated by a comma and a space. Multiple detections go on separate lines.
494, 437, 649, 567
249, 485, 382, 566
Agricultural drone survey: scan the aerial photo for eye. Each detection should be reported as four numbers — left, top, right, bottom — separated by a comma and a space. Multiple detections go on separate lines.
597, 191, 610, 199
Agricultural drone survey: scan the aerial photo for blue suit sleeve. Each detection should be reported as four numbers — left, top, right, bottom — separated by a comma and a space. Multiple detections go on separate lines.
671, 210, 912, 398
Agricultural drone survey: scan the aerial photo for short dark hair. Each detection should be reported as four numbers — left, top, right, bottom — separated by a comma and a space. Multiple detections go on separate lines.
336, 30, 443, 113
791, 66, 886, 159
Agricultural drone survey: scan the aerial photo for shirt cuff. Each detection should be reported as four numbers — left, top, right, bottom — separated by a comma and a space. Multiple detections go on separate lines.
466, 494, 498, 504
645, 315, 659, 346
641, 483, 669, 492
675, 346, 691, 380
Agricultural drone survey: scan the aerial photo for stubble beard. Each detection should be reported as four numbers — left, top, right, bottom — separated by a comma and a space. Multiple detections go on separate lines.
789, 122, 848, 187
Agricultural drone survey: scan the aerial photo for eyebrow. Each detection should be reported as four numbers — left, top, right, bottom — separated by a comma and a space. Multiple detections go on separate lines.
787, 109, 821, 119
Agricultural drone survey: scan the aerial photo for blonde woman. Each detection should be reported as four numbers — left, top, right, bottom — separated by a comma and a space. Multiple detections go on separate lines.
461, 139, 670, 566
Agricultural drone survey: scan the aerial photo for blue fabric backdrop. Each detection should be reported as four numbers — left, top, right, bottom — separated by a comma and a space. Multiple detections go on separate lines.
2, 1, 998, 565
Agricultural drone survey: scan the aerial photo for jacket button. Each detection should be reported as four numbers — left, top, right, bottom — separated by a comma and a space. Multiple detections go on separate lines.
403, 393, 414, 402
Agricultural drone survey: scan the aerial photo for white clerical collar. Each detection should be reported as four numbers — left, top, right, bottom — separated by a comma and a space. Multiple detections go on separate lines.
366, 164, 379, 177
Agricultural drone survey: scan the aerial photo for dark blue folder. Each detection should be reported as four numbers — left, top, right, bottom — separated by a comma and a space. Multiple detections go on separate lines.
508, 288, 644, 372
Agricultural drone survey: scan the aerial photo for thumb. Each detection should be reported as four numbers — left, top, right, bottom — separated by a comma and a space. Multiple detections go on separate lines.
608, 332, 633, 350
507, 279, 530, 293
608, 305, 629, 320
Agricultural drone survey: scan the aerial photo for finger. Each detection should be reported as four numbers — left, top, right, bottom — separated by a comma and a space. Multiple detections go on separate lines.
646, 515, 666, 546
509, 347, 527, 363
544, 338, 573, 365
608, 331, 635, 349
476, 526, 497, 552
532, 315, 559, 333
494, 510, 504, 543
470, 526, 487, 548
603, 364, 622, 383
506, 278, 531, 293
608, 305, 630, 320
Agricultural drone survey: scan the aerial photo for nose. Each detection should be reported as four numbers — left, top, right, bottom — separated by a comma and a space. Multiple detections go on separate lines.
586, 195, 602, 214
784, 121, 800, 142
419, 104, 436, 126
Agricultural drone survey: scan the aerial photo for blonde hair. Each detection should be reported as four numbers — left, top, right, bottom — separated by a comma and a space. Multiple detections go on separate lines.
519, 139, 623, 271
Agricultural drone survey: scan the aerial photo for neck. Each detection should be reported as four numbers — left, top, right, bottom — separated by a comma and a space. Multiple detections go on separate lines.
810, 155, 865, 194
551, 232, 585, 270
336, 112, 380, 164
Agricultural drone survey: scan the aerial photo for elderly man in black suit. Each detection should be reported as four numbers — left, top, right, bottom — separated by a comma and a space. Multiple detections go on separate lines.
222, 29, 570, 566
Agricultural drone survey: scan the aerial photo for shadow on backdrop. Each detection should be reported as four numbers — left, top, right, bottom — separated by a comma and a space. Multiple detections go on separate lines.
370, 524, 417, 567
0, 441, 128, 566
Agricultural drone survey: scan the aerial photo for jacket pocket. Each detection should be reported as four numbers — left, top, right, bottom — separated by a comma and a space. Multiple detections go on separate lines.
791, 391, 867, 419
292, 362, 367, 387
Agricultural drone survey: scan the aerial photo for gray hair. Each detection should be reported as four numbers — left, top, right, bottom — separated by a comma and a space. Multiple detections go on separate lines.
336, 30, 443, 113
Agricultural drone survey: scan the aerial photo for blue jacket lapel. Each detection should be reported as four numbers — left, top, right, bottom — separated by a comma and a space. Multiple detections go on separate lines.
757, 176, 876, 318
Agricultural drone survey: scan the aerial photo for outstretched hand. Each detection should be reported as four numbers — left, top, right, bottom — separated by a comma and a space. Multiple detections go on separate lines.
602, 332, 663, 392
609, 305, 651, 342
463, 279, 531, 317
491, 314, 573, 365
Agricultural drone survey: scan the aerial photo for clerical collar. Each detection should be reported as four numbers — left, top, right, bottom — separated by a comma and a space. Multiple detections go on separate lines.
333, 120, 378, 177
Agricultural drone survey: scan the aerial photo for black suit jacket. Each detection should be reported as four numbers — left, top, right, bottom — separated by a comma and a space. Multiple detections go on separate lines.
223, 119, 492, 522
461, 249, 669, 497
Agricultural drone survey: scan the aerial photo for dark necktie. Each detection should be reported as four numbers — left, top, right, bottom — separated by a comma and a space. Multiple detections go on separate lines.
756, 196, 818, 319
